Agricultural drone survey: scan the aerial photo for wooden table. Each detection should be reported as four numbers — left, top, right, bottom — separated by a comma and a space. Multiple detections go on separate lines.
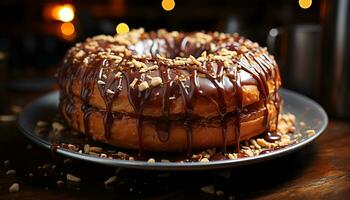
0, 90, 349, 200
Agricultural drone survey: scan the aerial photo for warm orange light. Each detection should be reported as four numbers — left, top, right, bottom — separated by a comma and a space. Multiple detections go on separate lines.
116, 23, 129, 34
60, 22, 75, 36
51, 4, 75, 22
162, 0, 175, 11
299, 0, 312, 9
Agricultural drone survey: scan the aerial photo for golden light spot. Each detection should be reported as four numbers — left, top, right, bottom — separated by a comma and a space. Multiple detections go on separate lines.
50, 4, 75, 22
162, 0, 175, 11
298, 0, 312, 9
116, 23, 129, 34
60, 22, 75, 36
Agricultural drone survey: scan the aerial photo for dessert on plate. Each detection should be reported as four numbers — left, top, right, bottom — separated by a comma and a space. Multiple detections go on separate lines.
57, 28, 281, 152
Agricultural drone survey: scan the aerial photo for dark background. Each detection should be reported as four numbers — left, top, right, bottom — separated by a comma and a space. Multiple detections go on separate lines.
0, 0, 320, 78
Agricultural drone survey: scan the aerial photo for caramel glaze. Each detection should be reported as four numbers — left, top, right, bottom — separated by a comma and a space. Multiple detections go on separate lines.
58, 29, 282, 153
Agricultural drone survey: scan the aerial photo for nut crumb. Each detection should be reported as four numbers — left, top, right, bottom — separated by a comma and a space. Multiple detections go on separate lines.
104, 175, 117, 185
216, 190, 225, 196
150, 77, 163, 87
306, 129, 315, 136
138, 81, 149, 91
66, 174, 81, 182
57, 180, 64, 185
6, 170, 16, 175
9, 183, 19, 193
36, 121, 48, 127
89, 146, 103, 153
147, 158, 155, 163
129, 78, 138, 89
201, 185, 215, 194
52, 122, 65, 133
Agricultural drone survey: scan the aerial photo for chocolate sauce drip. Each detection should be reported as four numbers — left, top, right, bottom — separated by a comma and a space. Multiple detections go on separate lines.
57, 30, 281, 154
263, 131, 281, 142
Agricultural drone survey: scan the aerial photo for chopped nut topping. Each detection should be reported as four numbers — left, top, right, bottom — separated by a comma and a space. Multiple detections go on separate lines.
174, 60, 186, 66
115, 72, 122, 78
256, 138, 271, 148
150, 77, 163, 87
228, 153, 237, 160
131, 59, 142, 68
188, 55, 201, 65
75, 50, 85, 58
110, 45, 126, 52
138, 81, 149, 91
129, 78, 139, 89
250, 139, 261, 149
200, 158, 210, 162
109, 55, 123, 63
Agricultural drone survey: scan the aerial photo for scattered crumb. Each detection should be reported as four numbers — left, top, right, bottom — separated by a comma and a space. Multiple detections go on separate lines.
104, 176, 117, 185
0, 115, 16, 122
4, 160, 10, 166
66, 174, 81, 182
201, 185, 215, 194
6, 170, 16, 175
216, 190, 225, 196
9, 183, 19, 193
306, 129, 316, 136
57, 180, 64, 185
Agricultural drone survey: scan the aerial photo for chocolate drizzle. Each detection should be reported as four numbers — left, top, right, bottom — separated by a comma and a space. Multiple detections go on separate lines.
57, 29, 282, 154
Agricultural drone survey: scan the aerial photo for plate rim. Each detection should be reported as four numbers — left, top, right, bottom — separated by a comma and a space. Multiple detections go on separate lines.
17, 88, 328, 170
